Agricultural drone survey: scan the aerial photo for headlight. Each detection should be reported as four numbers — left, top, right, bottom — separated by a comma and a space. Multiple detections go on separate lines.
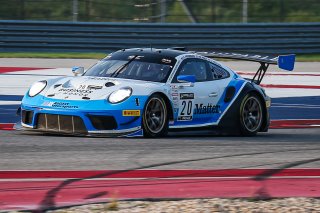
108, 87, 132, 104
28, 80, 47, 97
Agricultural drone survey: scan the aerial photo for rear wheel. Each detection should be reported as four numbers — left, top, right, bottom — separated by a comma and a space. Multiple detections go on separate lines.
142, 94, 168, 137
239, 94, 263, 136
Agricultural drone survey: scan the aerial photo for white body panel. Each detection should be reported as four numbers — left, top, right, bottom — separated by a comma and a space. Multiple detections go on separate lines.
43, 76, 169, 101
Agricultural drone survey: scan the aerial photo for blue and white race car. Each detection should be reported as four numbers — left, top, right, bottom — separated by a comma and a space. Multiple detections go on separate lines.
19, 48, 295, 137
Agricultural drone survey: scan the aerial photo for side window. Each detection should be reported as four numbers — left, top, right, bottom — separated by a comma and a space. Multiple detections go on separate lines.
173, 59, 212, 82
209, 62, 230, 80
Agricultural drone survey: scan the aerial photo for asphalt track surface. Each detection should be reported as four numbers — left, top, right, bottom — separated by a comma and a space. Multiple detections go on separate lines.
1, 128, 319, 170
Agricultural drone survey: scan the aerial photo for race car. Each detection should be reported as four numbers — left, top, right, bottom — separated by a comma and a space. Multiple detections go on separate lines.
19, 48, 295, 137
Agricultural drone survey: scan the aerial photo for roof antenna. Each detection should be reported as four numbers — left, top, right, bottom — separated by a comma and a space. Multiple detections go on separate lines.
150, 43, 152, 51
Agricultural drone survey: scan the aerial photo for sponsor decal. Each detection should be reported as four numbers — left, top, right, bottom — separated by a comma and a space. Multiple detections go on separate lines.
162, 58, 172, 63
266, 100, 271, 108
171, 89, 178, 93
78, 85, 87, 90
180, 93, 194, 100
42, 101, 79, 109
129, 55, 144, 60
178, 116, 192, 121
170, 85, 179, 89
87, 77, 108, 80
135, 98, 140, 106
197, 51, 278, 61
194, 104, 220, 114
42, 101, 53, 106
172, 92, 179, 96
122, 110, 140, 116
58, 88, 93, 96
87, 85, 103, 90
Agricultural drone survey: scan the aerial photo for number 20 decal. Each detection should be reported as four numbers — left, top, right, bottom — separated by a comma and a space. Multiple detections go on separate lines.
177, 93, 194, 121
178, 100, 193, 121
180, 100, 193, 115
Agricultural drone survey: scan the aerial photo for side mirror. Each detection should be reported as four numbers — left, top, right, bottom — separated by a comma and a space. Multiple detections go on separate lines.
72, 66, 85, 76
177, 75, 195, 87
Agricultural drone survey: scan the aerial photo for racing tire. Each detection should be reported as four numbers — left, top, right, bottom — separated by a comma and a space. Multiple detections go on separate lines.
239, 94, 263, 136
142, 94, 169, 138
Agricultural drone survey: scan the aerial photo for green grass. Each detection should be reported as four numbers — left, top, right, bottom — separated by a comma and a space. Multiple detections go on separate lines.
296, 54, 320, 62
0, 52, 320, 62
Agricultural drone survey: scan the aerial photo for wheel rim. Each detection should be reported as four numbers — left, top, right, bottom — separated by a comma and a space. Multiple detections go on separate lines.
242, 96, 262, 132
145, 97, 166, 134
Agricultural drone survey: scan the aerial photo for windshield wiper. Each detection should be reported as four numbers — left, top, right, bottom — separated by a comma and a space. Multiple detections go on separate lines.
111, 55, 138, 78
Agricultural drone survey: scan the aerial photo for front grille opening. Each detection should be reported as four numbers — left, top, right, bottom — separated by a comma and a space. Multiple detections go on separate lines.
60, 115, 73, 132
88, 115, 118, 130
47, 114, 59, 130
22, 110, 34, 124
37, 113, 46, 129
36, 113, 87, 134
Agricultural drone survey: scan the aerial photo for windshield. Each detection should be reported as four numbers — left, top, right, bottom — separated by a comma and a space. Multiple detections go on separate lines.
84, 59, 173, 82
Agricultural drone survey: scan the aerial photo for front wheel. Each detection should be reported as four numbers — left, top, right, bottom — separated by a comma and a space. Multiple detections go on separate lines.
142, 94, 168, 138
239, 94, 263, 136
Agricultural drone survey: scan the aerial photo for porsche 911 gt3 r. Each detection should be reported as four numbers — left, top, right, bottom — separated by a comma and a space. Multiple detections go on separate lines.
19, 48, 295, 137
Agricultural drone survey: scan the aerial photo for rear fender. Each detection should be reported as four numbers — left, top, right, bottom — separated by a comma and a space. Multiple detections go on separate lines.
218, 82, 269, 133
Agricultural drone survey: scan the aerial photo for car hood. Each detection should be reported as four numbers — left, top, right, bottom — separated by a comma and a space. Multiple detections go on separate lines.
43, 76, 165, 100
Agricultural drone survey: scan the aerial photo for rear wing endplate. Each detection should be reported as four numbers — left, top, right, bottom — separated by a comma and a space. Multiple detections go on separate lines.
195, 51, 296, 85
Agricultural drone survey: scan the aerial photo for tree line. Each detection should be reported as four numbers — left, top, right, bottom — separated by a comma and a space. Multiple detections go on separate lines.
0, 0, 319, 23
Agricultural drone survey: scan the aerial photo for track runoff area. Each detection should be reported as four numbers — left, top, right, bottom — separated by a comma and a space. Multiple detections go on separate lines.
0, 60, 320, 211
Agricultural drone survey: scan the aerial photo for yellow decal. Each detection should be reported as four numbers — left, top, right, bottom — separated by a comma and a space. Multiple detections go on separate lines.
122, 110, 140, 116
266, 100, 271, 108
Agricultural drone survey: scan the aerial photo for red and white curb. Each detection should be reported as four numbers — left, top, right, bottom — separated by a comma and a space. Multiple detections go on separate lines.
0, 169, 320, 211
270, 119, 320, 129
261, 84, 320, 89
0, 123, 14, 130
237, 71, 320, 77
1, 169, 320, 179
0, 67, 51, 74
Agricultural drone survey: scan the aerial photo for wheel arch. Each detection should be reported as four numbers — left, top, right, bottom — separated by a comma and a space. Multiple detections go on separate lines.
150, 92, 174, 123
246, 90, 269, 132
218, 82, 269, 134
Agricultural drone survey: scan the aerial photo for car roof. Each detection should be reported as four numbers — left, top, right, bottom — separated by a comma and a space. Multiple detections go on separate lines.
111, 48, 187, 58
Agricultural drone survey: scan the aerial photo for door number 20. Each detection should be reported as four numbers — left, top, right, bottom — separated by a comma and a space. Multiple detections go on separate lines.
180, 100, 193, 115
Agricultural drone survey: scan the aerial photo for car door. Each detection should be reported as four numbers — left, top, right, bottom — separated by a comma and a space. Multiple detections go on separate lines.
203, 61, 232, 123
169, 58, 216, 126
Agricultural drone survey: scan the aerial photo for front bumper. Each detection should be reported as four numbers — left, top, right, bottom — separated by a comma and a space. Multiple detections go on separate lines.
20, 95, 146, 137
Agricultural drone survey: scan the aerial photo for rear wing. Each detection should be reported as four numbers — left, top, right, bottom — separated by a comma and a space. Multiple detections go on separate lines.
194, 50, 295, 85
